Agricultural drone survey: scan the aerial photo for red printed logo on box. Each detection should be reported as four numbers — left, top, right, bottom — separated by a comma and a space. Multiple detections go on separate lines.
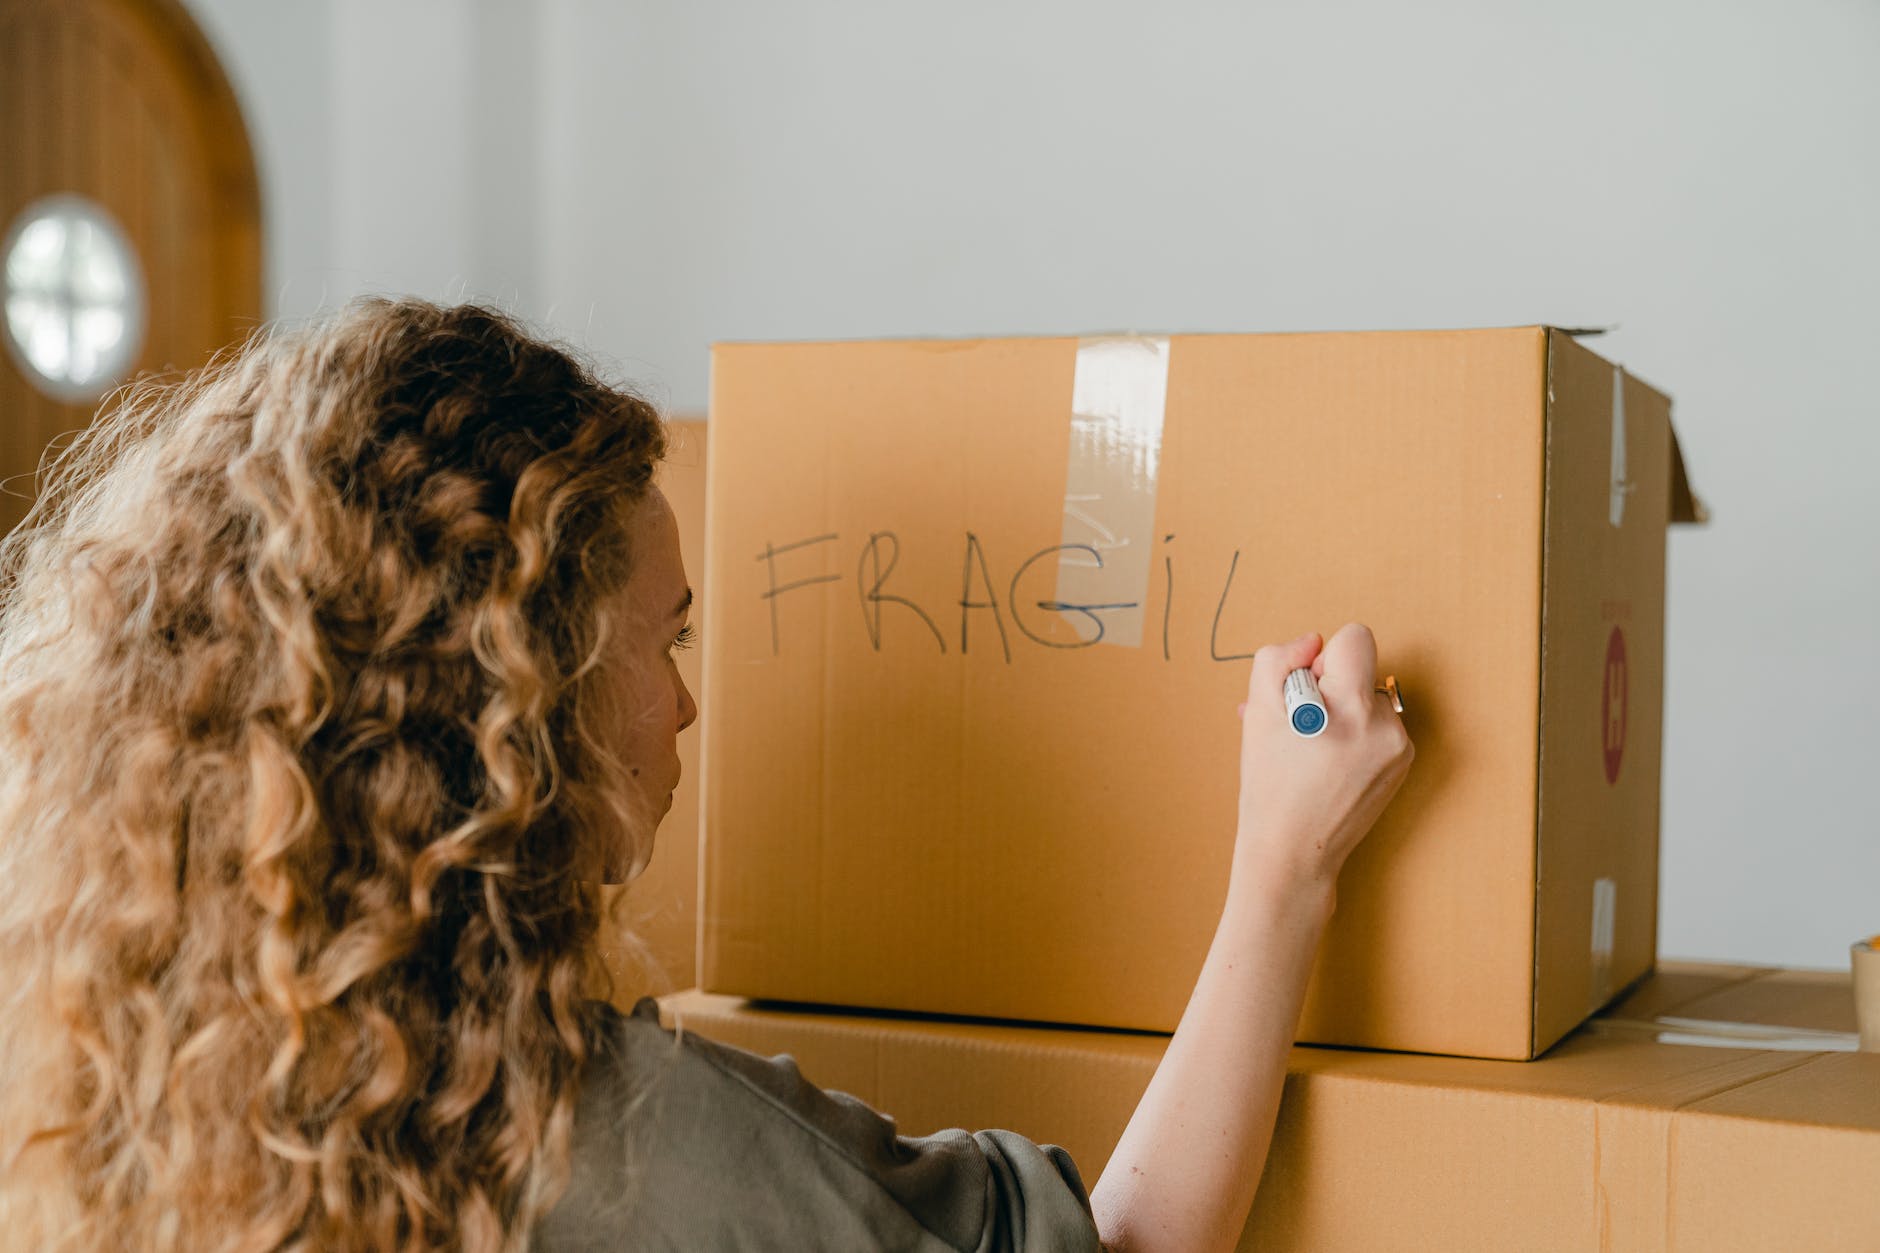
1601, 626, 1627, 785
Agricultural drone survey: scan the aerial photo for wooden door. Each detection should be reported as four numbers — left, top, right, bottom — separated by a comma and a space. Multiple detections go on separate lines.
0, 0, 261, 538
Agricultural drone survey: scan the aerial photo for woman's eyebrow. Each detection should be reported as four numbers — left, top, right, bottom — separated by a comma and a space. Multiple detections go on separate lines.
672, 588, 694, 620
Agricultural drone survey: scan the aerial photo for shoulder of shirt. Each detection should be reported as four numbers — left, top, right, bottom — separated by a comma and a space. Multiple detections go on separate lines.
577, 996, 976, 1247
583, 996, 821, 1115
583, 994, 883, 1151
573, 1000, 1103, 1251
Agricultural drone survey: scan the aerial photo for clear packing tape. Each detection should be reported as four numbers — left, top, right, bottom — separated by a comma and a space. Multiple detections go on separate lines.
1587, 1014, 1860, 1053
1055, 336, 1168, 648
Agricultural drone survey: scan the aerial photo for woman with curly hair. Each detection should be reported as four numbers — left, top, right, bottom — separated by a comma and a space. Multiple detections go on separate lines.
0, 297, 1412, 1252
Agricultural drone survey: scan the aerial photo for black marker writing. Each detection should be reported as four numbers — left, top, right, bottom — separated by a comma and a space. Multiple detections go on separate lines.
1162, 533, 1175, 662
1209, 548, 1257, 662
1009, 543, 1139, 649
959, 531, 1012, 663
757, 533, 841, 656
858, 531, 946, 654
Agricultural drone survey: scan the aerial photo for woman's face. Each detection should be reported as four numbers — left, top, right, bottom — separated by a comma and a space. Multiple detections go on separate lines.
593, 486, 697, 883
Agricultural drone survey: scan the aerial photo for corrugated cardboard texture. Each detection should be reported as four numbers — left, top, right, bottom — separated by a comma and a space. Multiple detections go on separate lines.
1532, 329, 1674, 1055
1665, 1053, 1880, 1250
1602, 962, 1776, 1021
597, 419, 707, 1001
660, 963, 1879, 1252
1672, 966, 1862, 1034
702, 327, 1695, 1058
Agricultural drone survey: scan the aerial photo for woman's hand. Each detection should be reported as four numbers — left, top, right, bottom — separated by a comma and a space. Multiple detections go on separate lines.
1093, 623, 1417, 1253
1231, 624, 1415, 901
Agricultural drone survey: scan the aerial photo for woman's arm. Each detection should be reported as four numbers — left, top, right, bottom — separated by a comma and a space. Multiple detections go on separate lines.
1089, 625, 1414, 1253
1089, 856, 1333, 1253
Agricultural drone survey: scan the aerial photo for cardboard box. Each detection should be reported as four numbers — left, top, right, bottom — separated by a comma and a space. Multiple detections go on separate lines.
701, 327, 1707, 1058
661, 963, 1877, 1252
596, 419, 707, 999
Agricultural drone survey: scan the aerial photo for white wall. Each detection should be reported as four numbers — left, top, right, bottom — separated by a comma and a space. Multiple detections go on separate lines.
183, 0, 1880, 973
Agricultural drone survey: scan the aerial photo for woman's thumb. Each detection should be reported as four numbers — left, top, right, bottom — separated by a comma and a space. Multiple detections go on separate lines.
1241, 631, 1322, 719
1285, 629, 1322, 661
1264, 630, 1322, 676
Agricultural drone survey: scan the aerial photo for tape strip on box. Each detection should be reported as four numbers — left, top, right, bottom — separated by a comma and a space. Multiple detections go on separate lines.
1055, 336, 1169, 648
1609, 362, 1631, 529
1590, 876, 1618, 1011
1587, 1015, 1860, 1053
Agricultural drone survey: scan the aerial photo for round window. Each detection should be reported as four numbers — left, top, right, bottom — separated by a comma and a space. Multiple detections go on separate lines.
4, 194, 147, 405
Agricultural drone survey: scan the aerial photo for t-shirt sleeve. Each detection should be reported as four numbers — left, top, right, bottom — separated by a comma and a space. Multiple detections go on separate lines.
636, 998, 1105, 1253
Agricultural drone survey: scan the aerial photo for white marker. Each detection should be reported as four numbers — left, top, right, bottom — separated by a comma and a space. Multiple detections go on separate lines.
1283, 668, 1406, 737
1284, 668, 1327, 737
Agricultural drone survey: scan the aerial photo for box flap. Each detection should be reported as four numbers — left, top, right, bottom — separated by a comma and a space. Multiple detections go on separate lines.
1541, 325, 1706, 527
1672, 968, 1860, 1036
1583, 966, 1861, 1053
1668, 423, 1708, 525
1603, 961, 1779, 1021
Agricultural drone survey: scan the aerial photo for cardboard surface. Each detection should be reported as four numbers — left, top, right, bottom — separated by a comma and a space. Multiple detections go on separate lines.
660, 963, 1879, 1252
701, 327, 1704, 1057
1600, 961, 1775, 1021
1532, 332, 1673, 1052
597, 419, 707, 1001
1663, 966, 1860, 1035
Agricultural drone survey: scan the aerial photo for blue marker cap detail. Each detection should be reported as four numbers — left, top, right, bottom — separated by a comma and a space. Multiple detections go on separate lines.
1283, 667, 1329, 738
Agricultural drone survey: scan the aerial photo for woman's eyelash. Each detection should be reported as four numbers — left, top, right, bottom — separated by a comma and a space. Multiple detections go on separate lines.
671, 624, 696, 651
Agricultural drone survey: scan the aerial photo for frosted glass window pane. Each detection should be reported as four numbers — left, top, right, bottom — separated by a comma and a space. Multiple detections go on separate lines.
3, 194, 147, 405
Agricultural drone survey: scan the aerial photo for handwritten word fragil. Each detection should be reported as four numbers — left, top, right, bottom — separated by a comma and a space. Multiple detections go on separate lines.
754, 531, 1268, 665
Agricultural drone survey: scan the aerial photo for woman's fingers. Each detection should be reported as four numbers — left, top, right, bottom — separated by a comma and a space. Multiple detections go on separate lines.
1317, 623, 1378, 707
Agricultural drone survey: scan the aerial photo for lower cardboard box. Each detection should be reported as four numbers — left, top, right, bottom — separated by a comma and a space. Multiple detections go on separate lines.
657, 962, 1879, 1252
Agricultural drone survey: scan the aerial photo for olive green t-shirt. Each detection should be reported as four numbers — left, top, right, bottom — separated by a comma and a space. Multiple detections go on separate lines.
531, 997, 1105, 1252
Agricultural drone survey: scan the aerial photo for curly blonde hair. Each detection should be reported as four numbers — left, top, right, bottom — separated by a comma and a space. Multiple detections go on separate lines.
0, 297, 670, 1251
